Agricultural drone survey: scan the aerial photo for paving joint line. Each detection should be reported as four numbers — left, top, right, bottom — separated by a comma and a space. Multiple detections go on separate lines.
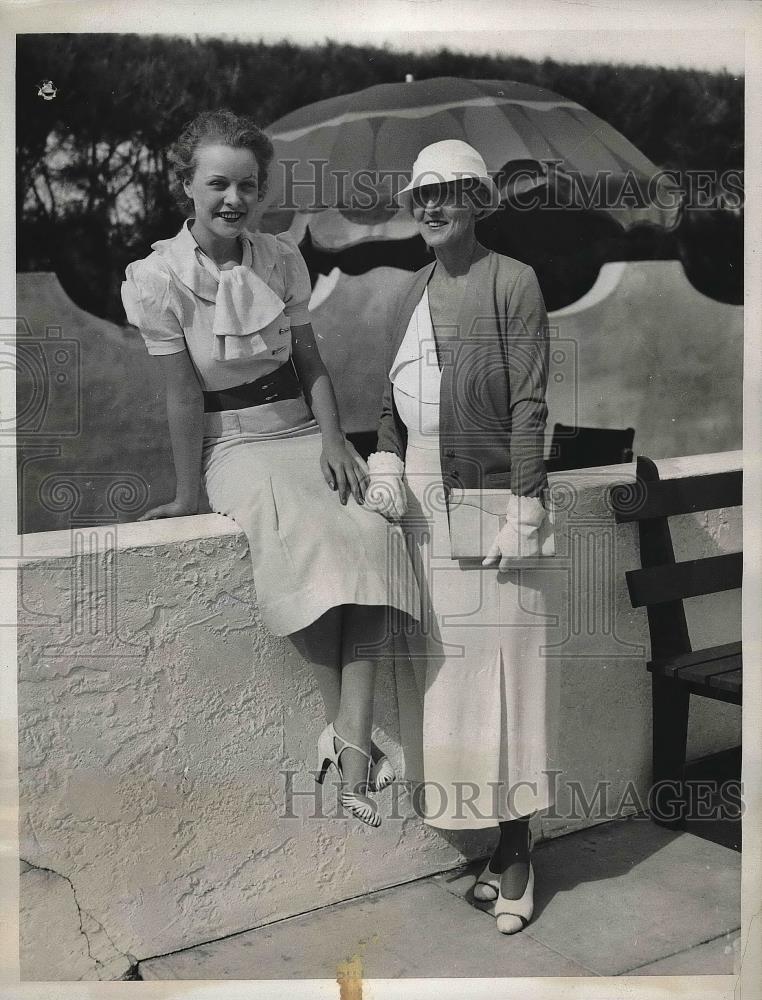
523, 929, 603, 977
409, 873, 605, 976
618, 925, 742, 975
135, 861, 483, 968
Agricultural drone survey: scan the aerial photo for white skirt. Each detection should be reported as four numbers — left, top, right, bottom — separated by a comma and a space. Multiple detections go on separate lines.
396, 438, 561, 830
201, 404, 420, 637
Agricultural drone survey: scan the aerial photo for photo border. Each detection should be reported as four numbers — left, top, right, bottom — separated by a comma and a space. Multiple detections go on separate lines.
1, 3, 759, 998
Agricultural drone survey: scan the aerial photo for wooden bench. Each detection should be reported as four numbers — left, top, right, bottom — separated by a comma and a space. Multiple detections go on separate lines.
610, 455, 742, 826
545, 422, 634, 473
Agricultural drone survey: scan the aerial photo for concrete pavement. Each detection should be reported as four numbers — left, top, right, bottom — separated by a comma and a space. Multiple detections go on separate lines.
139, 814, 741, 980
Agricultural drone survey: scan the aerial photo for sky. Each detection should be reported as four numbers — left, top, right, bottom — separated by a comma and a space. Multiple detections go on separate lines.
1, 0, 750, 73
200, 1, 749, 74
219, 25, 745, 75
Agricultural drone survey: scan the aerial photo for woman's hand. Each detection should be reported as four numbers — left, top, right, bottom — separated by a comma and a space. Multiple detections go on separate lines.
482, 493, 546, 571
138, 497, 199, 521
320, 435, 369, 505
364, 451, 407, 521
292, 323, 368, 507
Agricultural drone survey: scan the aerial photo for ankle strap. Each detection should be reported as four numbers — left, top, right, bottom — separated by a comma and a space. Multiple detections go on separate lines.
331, 725, 372, 763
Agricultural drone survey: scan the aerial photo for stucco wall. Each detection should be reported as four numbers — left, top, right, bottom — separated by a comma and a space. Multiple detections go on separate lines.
17, 452, 742, 976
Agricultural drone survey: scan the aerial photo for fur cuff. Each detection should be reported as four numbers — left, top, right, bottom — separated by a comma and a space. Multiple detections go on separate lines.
367, 451, 405, 476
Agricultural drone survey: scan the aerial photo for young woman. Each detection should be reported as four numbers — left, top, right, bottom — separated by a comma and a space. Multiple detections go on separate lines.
365, 140, 559, 933
121, 109, 419, 828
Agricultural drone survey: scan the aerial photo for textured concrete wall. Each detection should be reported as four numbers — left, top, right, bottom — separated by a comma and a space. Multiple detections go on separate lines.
17, 452, 742, 977
17, 515, 494, 976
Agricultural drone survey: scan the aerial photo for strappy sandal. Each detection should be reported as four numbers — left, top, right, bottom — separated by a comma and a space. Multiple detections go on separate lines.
316, 723, 381, 828
370, 742, 395, 791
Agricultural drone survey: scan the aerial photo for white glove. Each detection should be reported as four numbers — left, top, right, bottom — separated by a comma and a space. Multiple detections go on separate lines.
364, 451, 408, 521
482, 492, 546, 570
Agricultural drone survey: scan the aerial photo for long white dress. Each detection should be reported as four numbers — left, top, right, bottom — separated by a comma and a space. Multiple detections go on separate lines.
393, 290, 560, 830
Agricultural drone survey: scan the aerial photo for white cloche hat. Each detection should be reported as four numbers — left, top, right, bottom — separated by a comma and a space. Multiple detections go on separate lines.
396, 139, 501, 218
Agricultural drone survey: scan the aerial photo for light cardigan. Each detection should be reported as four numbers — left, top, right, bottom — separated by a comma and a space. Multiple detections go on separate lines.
376, 244, 550, 498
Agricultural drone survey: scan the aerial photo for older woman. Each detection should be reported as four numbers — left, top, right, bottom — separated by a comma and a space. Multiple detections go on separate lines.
121, 109, 420, 828
365, 140, 559, 934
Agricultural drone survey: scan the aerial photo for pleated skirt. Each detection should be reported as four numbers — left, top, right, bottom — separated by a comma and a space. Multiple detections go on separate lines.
396, 439, 561, 830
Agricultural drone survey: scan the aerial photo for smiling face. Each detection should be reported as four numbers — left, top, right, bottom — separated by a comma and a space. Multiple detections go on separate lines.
182, 143, 261, 247
411, 180, 479, 251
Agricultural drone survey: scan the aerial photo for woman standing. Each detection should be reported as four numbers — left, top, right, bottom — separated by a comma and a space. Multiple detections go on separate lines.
365, 140, 559, 932
121, 110, 419, 828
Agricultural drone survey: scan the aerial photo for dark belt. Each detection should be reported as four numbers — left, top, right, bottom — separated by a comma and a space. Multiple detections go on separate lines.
203, 362, 302, 413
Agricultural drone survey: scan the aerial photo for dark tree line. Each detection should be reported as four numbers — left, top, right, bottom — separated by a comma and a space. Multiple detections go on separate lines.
17, 33, 743, 320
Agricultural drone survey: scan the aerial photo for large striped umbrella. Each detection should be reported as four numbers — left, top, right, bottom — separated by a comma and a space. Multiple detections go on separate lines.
262, 77, 682, 249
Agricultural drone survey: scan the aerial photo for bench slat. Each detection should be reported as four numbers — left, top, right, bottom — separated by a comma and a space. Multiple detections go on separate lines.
648, 641, 741, 673
682, 661, 742, 688
709, 669, 743, 694
626, 553, 742, 607
650, 654, 741, 684
647, 642, 741, 677
612, 470, 742, 522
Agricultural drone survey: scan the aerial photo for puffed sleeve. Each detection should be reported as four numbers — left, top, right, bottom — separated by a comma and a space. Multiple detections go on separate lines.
121, 259, 187, 356
275, 231, 313, 326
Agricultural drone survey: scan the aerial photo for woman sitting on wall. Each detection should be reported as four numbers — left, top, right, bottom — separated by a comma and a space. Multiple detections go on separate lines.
122, 109, 420, 829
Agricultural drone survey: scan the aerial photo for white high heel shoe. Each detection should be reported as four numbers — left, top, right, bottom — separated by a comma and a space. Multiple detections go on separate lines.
473, 859, 501, 902
495, 864, 534, 934
474, 828, 533, 904
316, 723, 381, 828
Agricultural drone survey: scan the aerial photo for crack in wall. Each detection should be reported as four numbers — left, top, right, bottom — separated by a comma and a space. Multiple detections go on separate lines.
20, 857, 129, 972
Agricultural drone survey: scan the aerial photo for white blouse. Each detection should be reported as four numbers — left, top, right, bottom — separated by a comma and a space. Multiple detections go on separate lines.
121, 221, 312, 393
390, 289, 441, 446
